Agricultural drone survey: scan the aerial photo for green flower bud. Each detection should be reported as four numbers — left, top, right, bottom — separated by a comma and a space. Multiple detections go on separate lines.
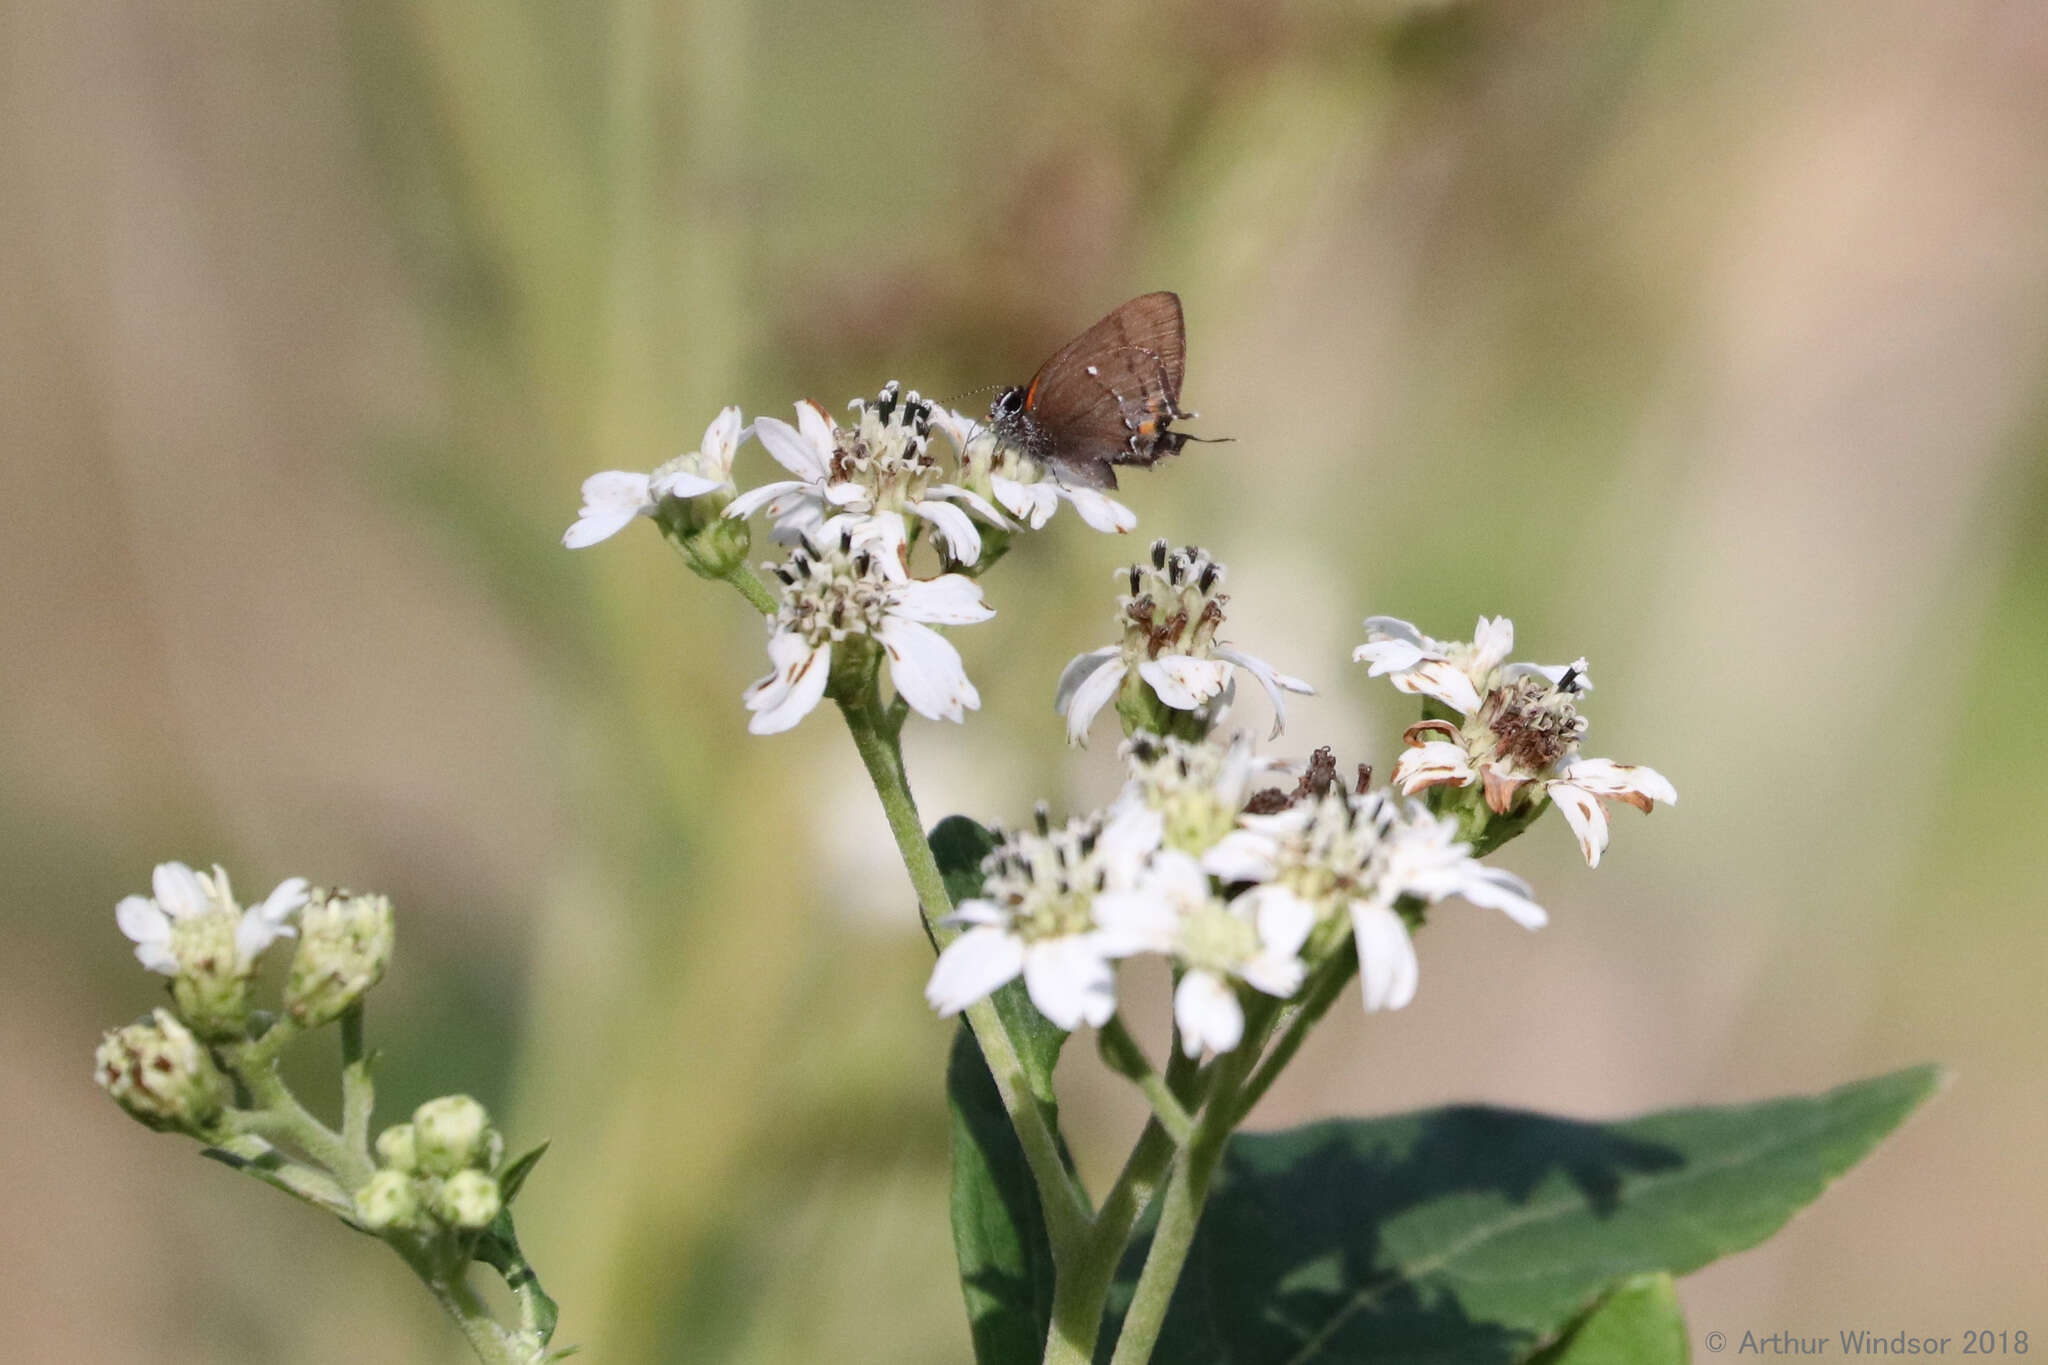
354, 1168, 421, 1232
433, 1169, 502, 1230
284, 889, 395, 1027
376, 1122, 418, 1172
167, 910, 258, 1041
94, 1008, 228, 1135
413, 1094, 495, 1175
660, 498, 753, 581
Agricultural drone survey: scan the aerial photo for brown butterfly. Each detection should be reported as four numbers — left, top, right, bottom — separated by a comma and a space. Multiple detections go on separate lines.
987, 291, 1217, 490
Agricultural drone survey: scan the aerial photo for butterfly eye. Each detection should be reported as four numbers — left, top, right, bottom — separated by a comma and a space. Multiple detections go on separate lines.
997, 388, 1024, 415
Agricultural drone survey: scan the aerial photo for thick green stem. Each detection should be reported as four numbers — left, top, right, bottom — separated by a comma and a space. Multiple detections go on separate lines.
229, 1053, 375, 1190
396, 1245, 543, 1365
836, 695, 1092, 1249
1228, 948, 1359, 1129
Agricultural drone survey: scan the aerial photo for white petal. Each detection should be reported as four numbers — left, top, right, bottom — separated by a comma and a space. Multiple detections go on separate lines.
1096, 804, 1165, 870
1505, 659, 1592, 693
1022, 937, 1116, 1030
1362, 615, 1426, 646
1060, 653, 1127, 746
562, 471, 655, 548
1470, 615, 1515, 673
1202, 829, 1279, 884
236, 908, 290, 961
1054, 647, 1120, 712
939, 898, 1009, 929
255, 877, 310, 925
133, 940, 180, 974
878, 618, 979, 723
892, 574, 993, 626
1394, 660, 1483, 716
1061, 487, 1138, 533
1351, 900, 1419, 1012
1138, 655, 1232, 710
152, 862, 212, 919
794, 399, 838, 459
993, 476, 1057, 529
116, 895, 171, 946
1561, 757, 1677, 808
754, 415, 832, 480
1174, 971, 1244, 1056
930, 483, 1009, 527
651, 469, 726, 499
1092, 891, 1180, 956
926, 928, 1027, 1016
1249, 885, 1316, 957
745, 639, 831, 735
1352, 637, 1428, 674
700, 405, 744, 471
1214, 646, 1314, 739
1453, 866, 1548, 929
909, 498, 984, 563
1393, 741, 1477, 794
1239, 948, 1307, 1001
1550, 782, 1611, 867
725, 479, 811, 520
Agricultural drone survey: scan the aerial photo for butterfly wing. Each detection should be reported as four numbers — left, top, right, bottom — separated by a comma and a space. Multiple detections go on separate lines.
1023, 293, 1189, 486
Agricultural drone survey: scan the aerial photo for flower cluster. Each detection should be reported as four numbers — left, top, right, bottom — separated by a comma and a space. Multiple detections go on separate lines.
356, 1095, 508, 1236
99, 862, 397, 1127
1057, 540, 1312, 746
926, 730, 1547, 1051
1357, 615, 1676, 865
566, 383, 1149, 737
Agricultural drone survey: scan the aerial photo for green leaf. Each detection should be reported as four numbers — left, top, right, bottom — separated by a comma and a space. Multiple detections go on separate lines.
931, 816, 1074, 1365
1126, 1064, 1939, 1364
1528, 1275, 1689, 1365
949, 1024, 1057, 1365
498, 1140, 551, 1206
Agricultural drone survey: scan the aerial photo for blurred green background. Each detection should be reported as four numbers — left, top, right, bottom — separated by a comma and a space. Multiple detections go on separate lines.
5, 0, 2045, 1359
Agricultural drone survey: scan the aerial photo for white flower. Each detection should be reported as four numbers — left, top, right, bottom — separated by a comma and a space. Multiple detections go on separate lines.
1056, 541, 1314, 746
1094, 850, 1311, 1056
1206, 790, 1545, 1013
744, 532, 993, 734
1365, 617, 1675, 866
727, 385, 1003, 565
932, 406, 1137, 535
563, 406, 746, 548
925, 805, 1163, 1030
1114, 732, 1281, 856
116, 861, 307, 975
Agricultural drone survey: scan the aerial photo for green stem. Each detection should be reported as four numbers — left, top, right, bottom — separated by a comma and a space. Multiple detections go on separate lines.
1227, 948, 1358, 1129
1105, 1038, 1261, 1365
397, 1246, 542, 1365
722, 559, 778, 614
835, 695, 1092, 1249
1099, 1016, 1192, 1144
228, 1053, 375, 1190
339, 1004, 375, 1160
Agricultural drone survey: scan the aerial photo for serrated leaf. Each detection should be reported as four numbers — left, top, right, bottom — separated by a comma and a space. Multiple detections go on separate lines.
1527, 1274, 1689, 1364
499, 1140, 551, 1205
1118, 1065, 1938, 1365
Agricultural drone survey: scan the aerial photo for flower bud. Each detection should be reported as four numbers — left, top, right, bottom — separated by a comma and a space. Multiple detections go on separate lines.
412, 1094, 495, 1175
94, 1008, 228, 1135
376, 1122, 418, 1172
433, 1169, 502, 1230
354, 1168, 421, 1232
284, 889, 395, 1027
167, 910, 259, 1040
660, 499, 752, 581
